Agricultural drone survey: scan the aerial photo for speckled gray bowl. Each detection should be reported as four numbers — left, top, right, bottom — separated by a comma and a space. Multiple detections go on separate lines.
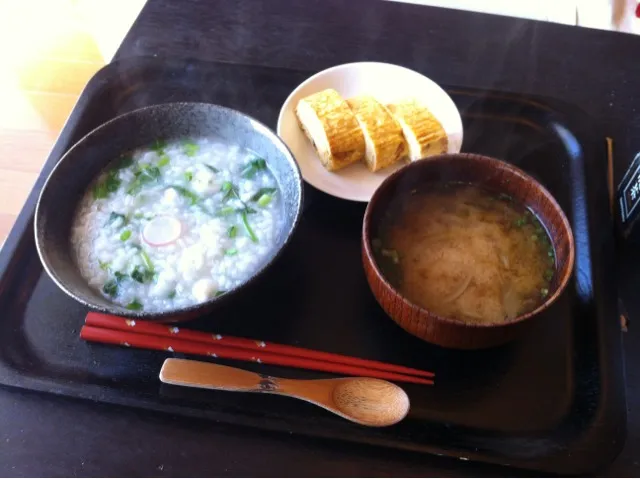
35, 102, 304, 322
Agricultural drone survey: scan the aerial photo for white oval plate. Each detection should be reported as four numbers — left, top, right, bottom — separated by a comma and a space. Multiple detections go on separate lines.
277, 62, 463, 202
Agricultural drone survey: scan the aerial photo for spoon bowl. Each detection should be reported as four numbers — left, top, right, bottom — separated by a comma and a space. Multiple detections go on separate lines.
159, 358, 410, 427
331, 377, 410, 427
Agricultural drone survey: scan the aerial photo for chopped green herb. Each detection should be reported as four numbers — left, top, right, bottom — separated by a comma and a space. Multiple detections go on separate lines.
98, 260, 110, 271
241, 210, 258, 242
221, 181, 256, 217
544, 269, 554, 281
547, 250, 554, 257
541, 288, 549, 298
102, 271, 128, 297
530, 234, 538, 242
257, 194, 272, 207
133, 212, 144, 219
114, 271, 128, 282
120, 230, 132, 241
93, 182, 109, 200
228, 225, 238, 238
108, 212, 127, 226
117, 156, 133, 169
215, 290, 226, 297
204, 164, 219, 173
217, 206, 236, 216
225, 248, 238, 256
157, 154, 170, 167
250, 187, 277, 202
94, 170, 121, 199
167, 290, 177, 300
127, 165, 161, 195
126, 299, 143, 311
102, 280, 118, 297
131, 265, 154, 284
241, 157, 267, 179
143, 164, 161, 178
237, 205, 256, 215
514, 217, 527, 227
221, 181, 240, 203
498, 193, 513, 202
140, 250, 154, 271
183, 140, 199, 157
106, 171, 122, 192
184, 171, 193, 182
152, 139, 167, 154
169, 185, 200, 205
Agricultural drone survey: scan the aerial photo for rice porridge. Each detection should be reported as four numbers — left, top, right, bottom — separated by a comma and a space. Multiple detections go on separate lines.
71, 138, 283, 312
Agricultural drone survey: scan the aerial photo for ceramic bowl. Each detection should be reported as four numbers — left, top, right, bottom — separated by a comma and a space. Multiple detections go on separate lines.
362, 153, 575, 349
35, 102, 303, 322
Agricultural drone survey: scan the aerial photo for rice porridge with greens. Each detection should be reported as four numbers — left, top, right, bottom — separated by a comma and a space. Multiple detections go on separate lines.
71, 138, 283, 312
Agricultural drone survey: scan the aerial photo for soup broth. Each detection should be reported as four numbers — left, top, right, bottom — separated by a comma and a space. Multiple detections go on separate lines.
375, 183, 555, 325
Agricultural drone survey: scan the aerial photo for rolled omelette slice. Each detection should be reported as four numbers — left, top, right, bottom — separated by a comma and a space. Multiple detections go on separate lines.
387, 98, 448, 162
346, 96, 407, 172
295, 89, 366, 172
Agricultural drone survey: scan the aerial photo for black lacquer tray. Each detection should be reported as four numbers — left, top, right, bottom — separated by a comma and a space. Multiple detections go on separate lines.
0, 57, 626, 475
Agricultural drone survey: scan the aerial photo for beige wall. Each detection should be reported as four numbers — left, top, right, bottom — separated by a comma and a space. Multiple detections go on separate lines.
0, 0, 146, 247
388, 0, 640, 33
0, 0, 636, 247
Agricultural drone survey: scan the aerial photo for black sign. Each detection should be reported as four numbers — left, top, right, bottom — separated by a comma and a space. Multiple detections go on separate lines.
618, 152, 640, 224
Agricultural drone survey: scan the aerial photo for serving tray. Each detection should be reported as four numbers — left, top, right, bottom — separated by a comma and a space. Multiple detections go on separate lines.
0, 57, 626, 475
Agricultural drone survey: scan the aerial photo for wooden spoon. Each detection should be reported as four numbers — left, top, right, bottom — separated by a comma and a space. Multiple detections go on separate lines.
159, 358, 410, 427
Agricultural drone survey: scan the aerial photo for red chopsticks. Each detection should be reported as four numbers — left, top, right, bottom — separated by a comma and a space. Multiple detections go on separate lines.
81, 312, 434, 385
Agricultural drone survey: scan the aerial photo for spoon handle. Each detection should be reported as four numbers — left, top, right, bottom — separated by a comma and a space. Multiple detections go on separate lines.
160, 358, 282, 393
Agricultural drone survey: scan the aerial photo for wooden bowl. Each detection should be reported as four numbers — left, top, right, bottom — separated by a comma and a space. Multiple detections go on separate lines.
362, 153, 575, 349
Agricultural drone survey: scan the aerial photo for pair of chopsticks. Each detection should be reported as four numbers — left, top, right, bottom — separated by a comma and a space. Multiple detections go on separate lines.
81, 312, 434, 385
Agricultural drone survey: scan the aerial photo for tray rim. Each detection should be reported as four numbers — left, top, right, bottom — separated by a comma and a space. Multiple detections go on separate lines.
0, 56, 627, 475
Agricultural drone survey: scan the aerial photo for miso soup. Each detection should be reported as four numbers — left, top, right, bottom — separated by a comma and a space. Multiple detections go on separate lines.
374, 183, 555, 325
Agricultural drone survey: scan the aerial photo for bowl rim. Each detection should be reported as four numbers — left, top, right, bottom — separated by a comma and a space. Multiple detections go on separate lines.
362, 152, 576, 330
34, 101, 305, 320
